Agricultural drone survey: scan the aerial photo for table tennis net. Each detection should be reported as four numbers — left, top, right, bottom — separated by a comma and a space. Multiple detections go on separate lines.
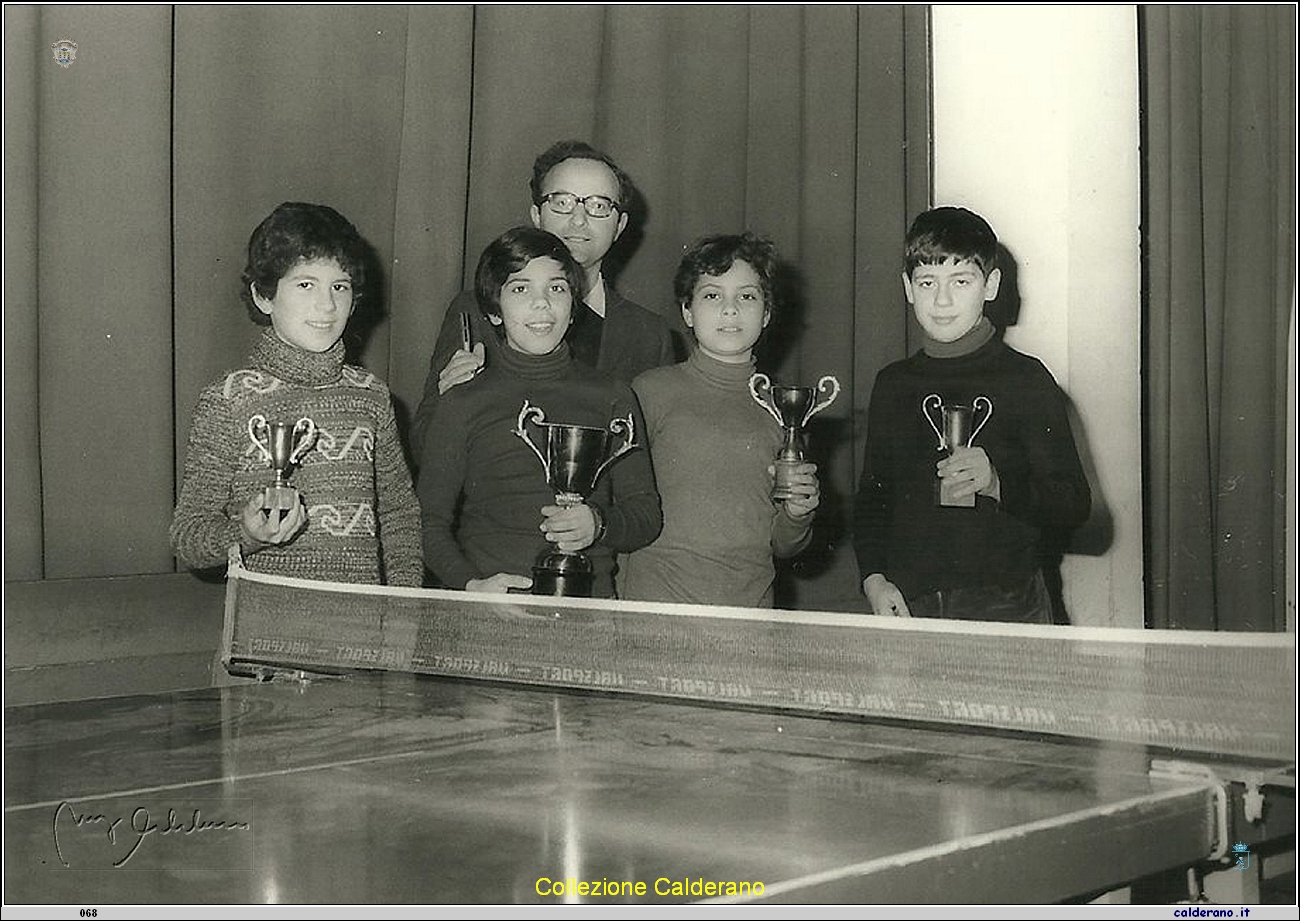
221, 553, 1295, 762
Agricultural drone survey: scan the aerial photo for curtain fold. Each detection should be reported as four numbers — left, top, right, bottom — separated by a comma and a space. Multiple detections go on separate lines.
4, 6, 44, 580
11, 6, 176, 579
172, 5, 418, 430
7, 5, 927, 613
386, 6, 477, 436
1142, 5, 1296, 631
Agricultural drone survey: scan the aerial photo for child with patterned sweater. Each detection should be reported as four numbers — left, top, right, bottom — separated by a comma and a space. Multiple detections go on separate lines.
170, 202, 423, 586
618, 233, 821, 608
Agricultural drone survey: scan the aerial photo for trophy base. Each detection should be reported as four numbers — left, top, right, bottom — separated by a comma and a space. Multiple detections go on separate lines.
936, 478, 976, 508
262, 484, 300, 521
770, 458, 802, 502
531, 549, 594, 598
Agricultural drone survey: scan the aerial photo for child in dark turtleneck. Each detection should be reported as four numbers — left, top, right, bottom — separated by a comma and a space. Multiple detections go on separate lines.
416, 227, 661, 597
853, 206, 1091, 623
618, 233, 822, 608
170, 202, 423, 586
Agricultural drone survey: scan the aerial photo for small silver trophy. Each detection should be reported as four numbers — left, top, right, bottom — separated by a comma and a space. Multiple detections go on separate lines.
748, 373, 841, 500
248, 415, 316, 519
921, 394, 993, 507
514, 400, 637, 597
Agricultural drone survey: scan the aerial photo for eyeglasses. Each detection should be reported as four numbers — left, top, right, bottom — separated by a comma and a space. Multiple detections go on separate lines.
538, 191, 620, 219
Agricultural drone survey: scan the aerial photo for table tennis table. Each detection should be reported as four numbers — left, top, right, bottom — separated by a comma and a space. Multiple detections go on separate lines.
4, 562, 1295, 906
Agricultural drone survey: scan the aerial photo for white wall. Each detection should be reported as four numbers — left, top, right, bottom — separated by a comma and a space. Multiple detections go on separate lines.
1288, 292, 1296, 633
931, 5, 1144, 627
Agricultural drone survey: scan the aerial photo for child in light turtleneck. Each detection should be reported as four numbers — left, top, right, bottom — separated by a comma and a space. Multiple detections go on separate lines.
618, 233, 821, 608
853, 206, 1091, 623
170, 202, 423, 586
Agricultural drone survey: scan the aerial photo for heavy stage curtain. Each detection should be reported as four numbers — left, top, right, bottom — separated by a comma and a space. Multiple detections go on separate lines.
4, 5, 930, 613
1141, 5, 1296, 631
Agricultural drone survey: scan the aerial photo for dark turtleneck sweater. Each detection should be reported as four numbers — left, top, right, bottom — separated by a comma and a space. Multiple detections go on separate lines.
170, 328, 424, 586
619, 349, 814, 608
416, 341, 661, 596
853, 328, 1091, 601
410, 284, 679, 463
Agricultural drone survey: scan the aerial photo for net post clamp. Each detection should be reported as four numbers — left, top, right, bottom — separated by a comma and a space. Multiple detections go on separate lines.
1152, 758, 1296, 825
1149, 759, 1230, 861
1238, 764, 1295, 822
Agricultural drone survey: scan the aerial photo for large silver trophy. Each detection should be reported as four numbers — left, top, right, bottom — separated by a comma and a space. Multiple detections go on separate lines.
748, 373, 841, 500
514, 400, 637, 597
921, 394, 993, 507
248, 415, 316, 519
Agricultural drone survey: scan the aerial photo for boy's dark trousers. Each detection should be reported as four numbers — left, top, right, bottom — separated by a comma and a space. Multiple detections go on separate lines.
907, 571, 1053, 624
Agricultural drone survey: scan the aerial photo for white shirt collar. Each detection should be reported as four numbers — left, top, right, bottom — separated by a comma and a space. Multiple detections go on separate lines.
584, 273, 607, 319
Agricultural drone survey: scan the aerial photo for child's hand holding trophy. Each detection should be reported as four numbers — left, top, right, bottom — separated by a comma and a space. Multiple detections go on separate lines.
242, 415, 316, 546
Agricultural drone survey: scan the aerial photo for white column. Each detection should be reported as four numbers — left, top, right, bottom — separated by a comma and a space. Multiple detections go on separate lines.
1288, 291, 1296, 633
931, 5, 1144, 627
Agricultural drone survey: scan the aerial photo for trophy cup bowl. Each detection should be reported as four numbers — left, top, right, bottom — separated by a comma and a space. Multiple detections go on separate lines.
514, 401, 637, 597
748, 372, 841, 500
248, 415, 316, 519
921, 394, 993, 508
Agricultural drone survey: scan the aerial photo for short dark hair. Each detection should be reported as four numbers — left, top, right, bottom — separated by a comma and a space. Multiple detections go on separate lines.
529, 140, 635, 217
674, 232, 781, 311
474, 227, 586, 324
241, 202, 368, 323
904, 206, 999, 277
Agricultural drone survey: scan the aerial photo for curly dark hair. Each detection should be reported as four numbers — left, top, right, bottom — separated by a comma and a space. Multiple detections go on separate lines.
474, 227, 586, 325
673, 232, 780, 311
904, 206, 999, 277
241, 202, 368, 323
529, 140, 635, 217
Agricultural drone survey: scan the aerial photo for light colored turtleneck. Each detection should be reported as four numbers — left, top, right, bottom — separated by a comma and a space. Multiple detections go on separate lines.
252, 327, 346, 386
618, 349, 813, 608
685, 346, 757, 390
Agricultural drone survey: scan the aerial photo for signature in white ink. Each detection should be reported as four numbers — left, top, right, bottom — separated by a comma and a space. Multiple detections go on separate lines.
53, 801, 250, 868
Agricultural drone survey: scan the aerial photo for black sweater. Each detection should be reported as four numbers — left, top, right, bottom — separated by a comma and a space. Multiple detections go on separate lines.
411, 286, 677, 462
417, 342, 661, 596
853, 338, 1091, 599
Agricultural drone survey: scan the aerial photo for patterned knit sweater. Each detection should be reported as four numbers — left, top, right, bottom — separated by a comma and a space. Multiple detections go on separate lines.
170, 328, 424, 586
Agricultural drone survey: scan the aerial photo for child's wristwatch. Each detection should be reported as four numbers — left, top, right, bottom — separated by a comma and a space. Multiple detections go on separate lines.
590, 504, 607, 544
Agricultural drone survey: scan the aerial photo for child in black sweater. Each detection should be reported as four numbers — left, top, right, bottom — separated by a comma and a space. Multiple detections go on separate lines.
853, 207, 1090, 623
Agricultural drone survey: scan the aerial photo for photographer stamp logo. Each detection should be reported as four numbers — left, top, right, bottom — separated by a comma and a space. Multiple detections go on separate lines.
51, 39, 78, 68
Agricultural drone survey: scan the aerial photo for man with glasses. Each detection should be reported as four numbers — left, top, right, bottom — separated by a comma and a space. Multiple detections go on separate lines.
410, 140, 678, 461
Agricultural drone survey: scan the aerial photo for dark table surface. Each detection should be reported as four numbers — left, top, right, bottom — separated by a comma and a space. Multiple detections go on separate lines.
4, 669, 1225, 905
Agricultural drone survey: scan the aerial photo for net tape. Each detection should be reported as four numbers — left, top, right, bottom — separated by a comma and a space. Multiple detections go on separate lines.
222, 553, 1296, 762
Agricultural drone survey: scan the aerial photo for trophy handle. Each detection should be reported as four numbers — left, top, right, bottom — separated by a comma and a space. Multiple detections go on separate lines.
969, 396, 994, 446
248, 414, 273, 463
288, 417, 317, 465
921, 394, 946, 450
513, 400, 549, 470
802, 375, 842, 426
747, 372, 784, 427
591, 413, 638, 485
